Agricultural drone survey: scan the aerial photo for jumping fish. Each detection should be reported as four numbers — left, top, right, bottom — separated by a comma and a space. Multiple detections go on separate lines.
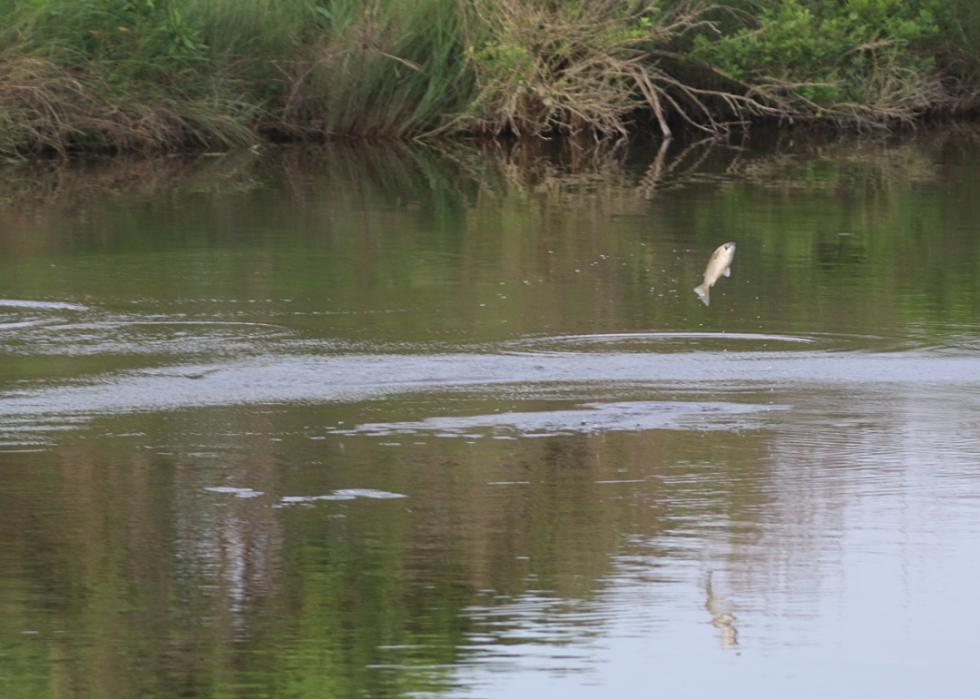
694, 242, 736, 307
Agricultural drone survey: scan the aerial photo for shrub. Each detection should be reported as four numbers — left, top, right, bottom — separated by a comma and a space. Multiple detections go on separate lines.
691, 0, 944, 125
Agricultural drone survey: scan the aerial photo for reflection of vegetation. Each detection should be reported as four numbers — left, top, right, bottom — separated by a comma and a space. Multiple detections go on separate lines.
3, 130, 980, 343
4, 134, 980, 694
0, 414, 730, 696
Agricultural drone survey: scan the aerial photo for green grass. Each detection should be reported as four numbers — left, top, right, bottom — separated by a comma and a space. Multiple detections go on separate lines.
277, 0, 475, 138
1, 0, 980, 157
923, 0, 980, 88
0, 0, 256, 156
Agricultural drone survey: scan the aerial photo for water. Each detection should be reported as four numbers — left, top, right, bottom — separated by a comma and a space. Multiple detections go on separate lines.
1, 133, 980, 698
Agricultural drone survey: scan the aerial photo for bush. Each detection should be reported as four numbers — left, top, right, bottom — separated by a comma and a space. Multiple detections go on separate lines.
691, 0, 944, 124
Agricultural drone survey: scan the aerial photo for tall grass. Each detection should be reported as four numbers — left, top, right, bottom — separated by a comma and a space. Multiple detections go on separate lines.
0, 0, 255, 156
2, 0, 980, 157
275, 0, 475, 138
181, 0, 312, 58
922, 0, 980, 103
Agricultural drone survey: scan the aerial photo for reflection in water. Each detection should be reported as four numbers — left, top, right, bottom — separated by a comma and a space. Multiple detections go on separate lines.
2, 133, 980, 697
705, 572, 738, 648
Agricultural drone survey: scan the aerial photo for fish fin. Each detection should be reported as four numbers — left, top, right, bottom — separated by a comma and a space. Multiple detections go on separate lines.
723, 267, 731, 277
694, 284, 710, 306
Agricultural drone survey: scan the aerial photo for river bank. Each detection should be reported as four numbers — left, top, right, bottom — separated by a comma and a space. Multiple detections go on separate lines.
2, 0, 978, 158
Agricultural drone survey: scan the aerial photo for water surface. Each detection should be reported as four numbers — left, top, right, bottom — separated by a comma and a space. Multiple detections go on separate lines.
1, 133, 980, 698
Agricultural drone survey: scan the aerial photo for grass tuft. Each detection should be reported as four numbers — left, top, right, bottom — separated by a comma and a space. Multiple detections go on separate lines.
272, 0, 474, 139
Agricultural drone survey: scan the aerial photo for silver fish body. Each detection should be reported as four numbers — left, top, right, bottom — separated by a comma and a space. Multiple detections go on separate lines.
694, 242, 736, 306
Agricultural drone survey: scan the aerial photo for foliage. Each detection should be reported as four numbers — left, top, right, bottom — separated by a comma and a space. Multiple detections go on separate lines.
916, 0, 980, 91
1, 0, 980, 155
450, 0, 787, 138
6, 0, 209, 79
0, 0, 255, 156
453, 0, 659, 137
275, 0, 476, 139
691, 0, 944, 125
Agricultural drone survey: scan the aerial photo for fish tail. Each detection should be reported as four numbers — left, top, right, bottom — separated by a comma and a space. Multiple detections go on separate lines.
694, 284, 710, 306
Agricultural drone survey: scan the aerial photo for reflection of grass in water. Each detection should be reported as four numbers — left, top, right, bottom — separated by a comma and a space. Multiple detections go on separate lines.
1, 130, 975, 215
731, 140, 942, 191
2, 132, 977, 249
0, 151, 263, 209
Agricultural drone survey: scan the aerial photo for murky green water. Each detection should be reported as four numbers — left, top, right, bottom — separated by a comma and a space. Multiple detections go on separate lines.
2, 132, 980, 698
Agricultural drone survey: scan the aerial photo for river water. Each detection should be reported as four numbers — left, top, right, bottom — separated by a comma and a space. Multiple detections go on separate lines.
1, 131, 979, 698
